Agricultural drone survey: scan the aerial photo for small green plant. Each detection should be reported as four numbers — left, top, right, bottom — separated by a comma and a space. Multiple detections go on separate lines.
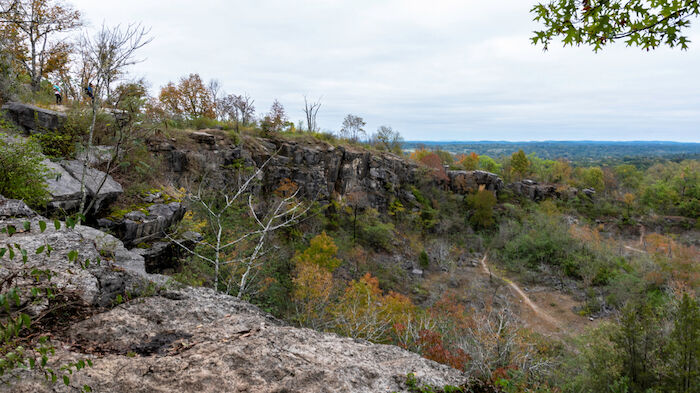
419, 250, 430, 269
0, 135, 50, 209
30, 130, 79, 158
0, 219, 92, 391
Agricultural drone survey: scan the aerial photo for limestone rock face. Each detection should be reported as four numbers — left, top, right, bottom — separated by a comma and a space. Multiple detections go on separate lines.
149, 134, 504, 212
447, 170, 504, 194
103, 202, 187, 247
0, 195, 37, 218
12, 287, 464, 393
59, 160, 123, 214
508, 180, 582, 202
0, 197, 155, 309
43, 159, 83, 212
1, 101, 66, 133
1, 199, 464, 392
75, 145, 115, 166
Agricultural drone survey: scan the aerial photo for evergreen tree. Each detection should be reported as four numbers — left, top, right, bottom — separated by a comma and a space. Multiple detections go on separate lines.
666, 294, 700, 393
511, 149, 530, 180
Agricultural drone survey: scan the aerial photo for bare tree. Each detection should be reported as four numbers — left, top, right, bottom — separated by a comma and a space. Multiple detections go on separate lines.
234, 93, 255, 126
340, 114, 366, 142
0, 0, 82, 91
303, 95, 321, 132
370, 125, 403, 154
76, 23, 151, 221
220, 92, 255, 132
457, 304, 553, 379
207, 78, 222, 119
168, 155, 310, 298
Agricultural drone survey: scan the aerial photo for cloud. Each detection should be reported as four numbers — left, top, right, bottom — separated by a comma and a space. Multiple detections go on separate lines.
70, 0, 700, 142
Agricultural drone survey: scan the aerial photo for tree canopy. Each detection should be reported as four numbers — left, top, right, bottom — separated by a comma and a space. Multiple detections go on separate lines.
532, 0, 700, 51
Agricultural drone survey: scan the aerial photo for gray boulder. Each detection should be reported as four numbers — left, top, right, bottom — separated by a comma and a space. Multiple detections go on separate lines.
189, 130, 216, 146
508, 180, 559, 202
0, 198, 160, 309
76, 145, 115, 166
1, 101, 66, 133
60, 160, 123, 214
101, 202, 187, 247
0, 195, 37, 218
43, 159, 83, 212
447, 170, 504, 194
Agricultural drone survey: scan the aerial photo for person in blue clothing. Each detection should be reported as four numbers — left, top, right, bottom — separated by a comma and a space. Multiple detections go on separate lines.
84, 83, 94, 102
53, 83, 62, 104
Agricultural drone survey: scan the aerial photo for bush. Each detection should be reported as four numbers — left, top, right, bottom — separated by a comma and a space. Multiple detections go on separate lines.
360, 221, 395, 251
30, 130, 78, 158
419, 250, 430, 269
0, 135, 49, 208
466, 189, 497, 229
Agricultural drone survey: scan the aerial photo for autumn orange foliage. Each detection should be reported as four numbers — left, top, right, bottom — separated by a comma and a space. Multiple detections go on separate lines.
457, 152, 480, 171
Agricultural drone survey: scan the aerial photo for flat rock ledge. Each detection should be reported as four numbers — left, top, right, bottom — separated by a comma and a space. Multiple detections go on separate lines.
9, 287, 465, 393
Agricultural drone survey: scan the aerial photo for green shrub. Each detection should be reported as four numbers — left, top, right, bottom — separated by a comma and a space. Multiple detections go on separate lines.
419, 250, 429, 269
360, 221, 395, 250
466, 189, 497, 229
0, 135, 49, 208
30, 130, 78, 158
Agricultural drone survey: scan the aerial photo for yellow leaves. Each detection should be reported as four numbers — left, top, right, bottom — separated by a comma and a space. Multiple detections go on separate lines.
1, 0, 82, 83
409, 147, 430, 162
292, 232, 341, 272
292, 260, 334, 327
291, 233, 340, 327
457, 152, 479, 171
180, 210, 206, 233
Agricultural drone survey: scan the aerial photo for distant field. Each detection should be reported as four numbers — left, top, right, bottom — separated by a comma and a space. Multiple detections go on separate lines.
403, 141, 700, 164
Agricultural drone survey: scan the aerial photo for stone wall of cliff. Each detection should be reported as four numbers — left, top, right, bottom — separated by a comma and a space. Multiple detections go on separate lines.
147, 130, 505, 212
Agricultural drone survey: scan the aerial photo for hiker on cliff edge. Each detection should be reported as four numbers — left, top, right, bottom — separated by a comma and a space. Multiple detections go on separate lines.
84, 83, 94, 102
53, 83, 62, 105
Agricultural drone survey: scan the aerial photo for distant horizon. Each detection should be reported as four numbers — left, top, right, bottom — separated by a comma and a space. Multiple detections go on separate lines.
403, 140, 700, 144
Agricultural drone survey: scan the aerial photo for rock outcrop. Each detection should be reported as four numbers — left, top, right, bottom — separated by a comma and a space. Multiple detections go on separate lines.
12, 287, 464, 393
43, 159, 84, 212
149, 132, 504, 212
51, 159, 123, 215
447, 170, 504, 194
508, 180, 562, 202
0, 195, 156, 309
507, 179, 592, 202
1, 101, 66, 133
98, 202, 186, 247
0, 196, 465, 392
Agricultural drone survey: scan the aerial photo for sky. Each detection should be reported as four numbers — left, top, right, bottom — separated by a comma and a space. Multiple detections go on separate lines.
70, 0, 700, 142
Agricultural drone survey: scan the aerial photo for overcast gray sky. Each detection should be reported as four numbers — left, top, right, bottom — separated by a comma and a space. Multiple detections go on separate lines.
71, 0, 700, 142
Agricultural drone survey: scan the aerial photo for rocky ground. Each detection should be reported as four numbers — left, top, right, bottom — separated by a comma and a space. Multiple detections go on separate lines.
0, 196, 465, 392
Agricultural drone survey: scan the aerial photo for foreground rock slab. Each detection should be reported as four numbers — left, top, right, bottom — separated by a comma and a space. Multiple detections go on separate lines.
11, 288, 464, 393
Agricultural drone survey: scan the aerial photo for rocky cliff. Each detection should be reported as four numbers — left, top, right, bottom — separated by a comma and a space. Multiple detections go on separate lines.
0, 196, 465, 392
147, 131, 505, 212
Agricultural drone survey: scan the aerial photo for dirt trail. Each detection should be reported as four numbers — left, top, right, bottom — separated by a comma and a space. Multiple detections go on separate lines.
625, 245, 647, 254
480, 254, 561, 329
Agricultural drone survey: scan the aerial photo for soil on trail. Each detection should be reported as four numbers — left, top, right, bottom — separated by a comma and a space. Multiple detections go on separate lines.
479, 254, 594, 337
